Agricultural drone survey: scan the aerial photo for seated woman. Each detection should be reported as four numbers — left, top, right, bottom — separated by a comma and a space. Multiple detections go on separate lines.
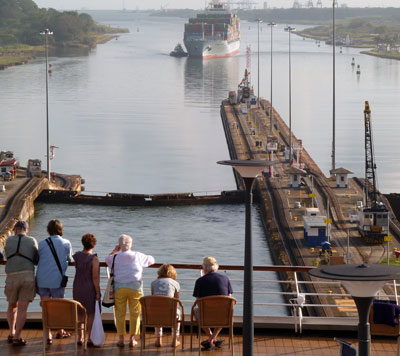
106, 234, 154, 348
72, 233, 100, 346
151, 264, 181, 348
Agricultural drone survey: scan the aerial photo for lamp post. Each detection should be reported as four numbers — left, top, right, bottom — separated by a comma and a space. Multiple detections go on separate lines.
267, 22, 276, 133
331, 0, 336, 173
309, 264, 400, 356
217, 159, 271, 356
256, 18, 262, 108
40, 28, 53, 181
284, 26, 296, 163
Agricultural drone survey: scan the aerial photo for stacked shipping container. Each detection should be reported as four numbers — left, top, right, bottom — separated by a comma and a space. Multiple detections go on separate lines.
184, 12, 240, 43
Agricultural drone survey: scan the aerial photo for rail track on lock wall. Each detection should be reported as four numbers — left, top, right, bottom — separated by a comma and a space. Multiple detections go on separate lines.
223, 101, 324, 316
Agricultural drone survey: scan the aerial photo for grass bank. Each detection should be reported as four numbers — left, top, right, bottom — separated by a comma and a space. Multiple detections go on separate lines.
361, 49, 400, 61
0, 32, 126, 70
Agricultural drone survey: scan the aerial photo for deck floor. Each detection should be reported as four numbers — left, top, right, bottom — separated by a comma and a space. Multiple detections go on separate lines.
0, 328, 399, 355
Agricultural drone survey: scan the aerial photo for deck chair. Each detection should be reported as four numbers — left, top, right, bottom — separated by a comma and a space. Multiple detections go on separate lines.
190, 296, 236, 356
334, 337, 357, 356
139, 295, 184, 356
369, 302, 400, 356
41, 298, 87, 355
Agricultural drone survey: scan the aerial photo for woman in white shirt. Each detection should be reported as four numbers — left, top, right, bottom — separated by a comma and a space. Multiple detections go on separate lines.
105, 234, 154, 348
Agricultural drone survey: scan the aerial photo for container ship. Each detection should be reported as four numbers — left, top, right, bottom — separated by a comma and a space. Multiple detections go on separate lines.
183, 0, 240, 59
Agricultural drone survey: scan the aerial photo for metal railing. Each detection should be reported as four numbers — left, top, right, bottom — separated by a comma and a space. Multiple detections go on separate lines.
0, 262, 398, 333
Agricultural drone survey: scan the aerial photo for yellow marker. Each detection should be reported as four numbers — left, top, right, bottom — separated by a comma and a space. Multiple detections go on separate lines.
276, 130, 280, 133
309, 193, 316, 198
258, 134, 262, 137
254, 126, 258, 129
324, 219, 332, 224
384, 236, 392, 242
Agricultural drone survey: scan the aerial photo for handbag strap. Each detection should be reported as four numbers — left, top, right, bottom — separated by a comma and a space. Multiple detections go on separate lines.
45, 238, 64, 278
110, 254, 117, 277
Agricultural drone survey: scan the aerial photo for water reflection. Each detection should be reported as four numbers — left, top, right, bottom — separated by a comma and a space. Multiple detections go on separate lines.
184, 57, 240, 107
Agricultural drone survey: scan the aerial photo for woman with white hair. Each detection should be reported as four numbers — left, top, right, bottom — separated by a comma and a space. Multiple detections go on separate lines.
105, 234, 154, 348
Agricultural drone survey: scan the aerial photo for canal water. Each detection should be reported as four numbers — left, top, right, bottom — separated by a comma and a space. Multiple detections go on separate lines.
1, 11, 400, 314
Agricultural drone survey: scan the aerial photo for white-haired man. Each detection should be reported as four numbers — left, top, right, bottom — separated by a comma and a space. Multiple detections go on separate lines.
193, 256, 233, 350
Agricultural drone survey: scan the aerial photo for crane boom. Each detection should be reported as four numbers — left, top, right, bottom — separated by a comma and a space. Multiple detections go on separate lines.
364, 101, 378, 208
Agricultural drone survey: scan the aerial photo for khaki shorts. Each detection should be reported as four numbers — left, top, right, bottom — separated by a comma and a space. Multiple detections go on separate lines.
5, 271, 36, 304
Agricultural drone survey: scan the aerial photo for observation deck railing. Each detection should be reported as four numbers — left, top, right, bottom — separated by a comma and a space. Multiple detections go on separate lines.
0, 262, 398, 333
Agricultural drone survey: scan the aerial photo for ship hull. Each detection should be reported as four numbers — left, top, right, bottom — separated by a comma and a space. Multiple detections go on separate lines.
183, 38, 240, 59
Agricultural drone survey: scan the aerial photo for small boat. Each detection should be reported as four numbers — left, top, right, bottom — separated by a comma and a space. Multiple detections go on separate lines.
170, 43, 188, 57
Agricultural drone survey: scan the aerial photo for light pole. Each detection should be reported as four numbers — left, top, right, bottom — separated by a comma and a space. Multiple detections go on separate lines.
331, 0, 336, 173
217, 159, 271, 356
267, 22, 276, 133
285, 26, 296, 163
256, 18, 262, 108
40, 28, 53, 181
310, 264, 400, 356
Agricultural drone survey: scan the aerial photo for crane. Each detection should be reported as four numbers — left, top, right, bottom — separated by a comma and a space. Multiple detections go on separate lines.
357, 101, 389, 244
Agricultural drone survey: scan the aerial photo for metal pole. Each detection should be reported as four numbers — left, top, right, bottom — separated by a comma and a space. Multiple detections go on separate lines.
288, 28, 292, 163
243, 176, 255, 356
257, 19, 261, 108
332, 0, 336, 173
41, 29, 53, 181
268, 22, 276, 133
353, 296, 373, 356
45, 31, 50, 181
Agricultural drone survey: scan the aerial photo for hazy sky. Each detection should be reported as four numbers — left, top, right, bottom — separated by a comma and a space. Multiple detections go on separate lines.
32, 0, 400, 11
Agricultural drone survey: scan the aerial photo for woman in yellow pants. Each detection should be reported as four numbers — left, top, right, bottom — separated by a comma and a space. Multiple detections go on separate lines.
106, 234, 155, 347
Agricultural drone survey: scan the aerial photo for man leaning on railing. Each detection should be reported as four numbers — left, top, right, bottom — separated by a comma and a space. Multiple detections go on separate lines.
3, 220, 39, 346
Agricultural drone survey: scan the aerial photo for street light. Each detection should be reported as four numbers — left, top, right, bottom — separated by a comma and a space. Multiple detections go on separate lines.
331, 0, 337, 173
40, 28, 53, 181
267, 22, 276, 133
217, 159, 272, 356
284, 26, 296, 163
310, 264, 400, 356
256, 18, 262, 108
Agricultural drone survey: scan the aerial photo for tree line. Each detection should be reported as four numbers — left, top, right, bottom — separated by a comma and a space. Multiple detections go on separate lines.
0, 0, 117, 47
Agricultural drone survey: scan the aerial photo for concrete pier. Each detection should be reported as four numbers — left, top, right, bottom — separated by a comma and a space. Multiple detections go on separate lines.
220, 98, 400, 317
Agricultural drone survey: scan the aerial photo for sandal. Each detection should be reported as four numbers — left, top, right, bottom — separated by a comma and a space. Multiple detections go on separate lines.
55, 331, 71, 339
215, 339, 225, 348
201, 340, 212, 349
12, 338, 27, 346
129, 340, 138, 348
7, 335, 14, 344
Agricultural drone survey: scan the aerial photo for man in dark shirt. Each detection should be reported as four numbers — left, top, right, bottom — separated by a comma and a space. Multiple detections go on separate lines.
193, 256, 233, 350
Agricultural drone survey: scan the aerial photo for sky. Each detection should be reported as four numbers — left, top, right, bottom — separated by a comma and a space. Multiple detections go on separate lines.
32, 0, 400, 11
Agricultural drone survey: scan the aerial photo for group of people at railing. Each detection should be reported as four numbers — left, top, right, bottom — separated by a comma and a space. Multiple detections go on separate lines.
0, 219, 233, 350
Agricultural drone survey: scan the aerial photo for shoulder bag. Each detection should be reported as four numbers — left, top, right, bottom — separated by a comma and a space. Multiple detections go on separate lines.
102, 254, 117, 308
46, 238, 68, 288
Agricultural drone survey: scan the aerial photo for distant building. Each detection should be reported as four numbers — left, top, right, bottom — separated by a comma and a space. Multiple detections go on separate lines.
330, 167, 353, 188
